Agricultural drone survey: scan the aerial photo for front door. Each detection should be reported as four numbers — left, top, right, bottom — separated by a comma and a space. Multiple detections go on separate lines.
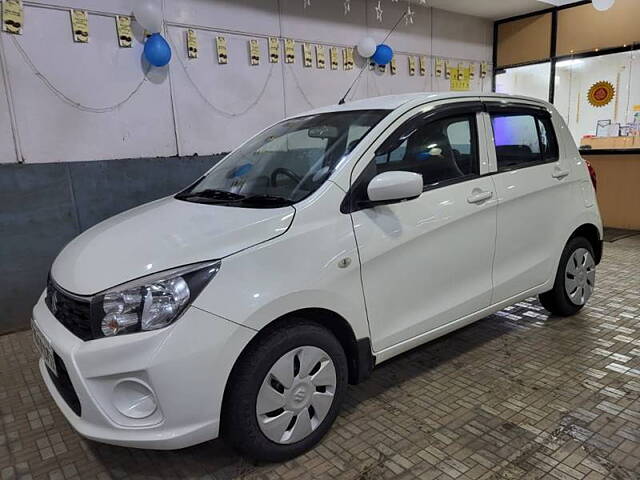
349, 103, 497, 353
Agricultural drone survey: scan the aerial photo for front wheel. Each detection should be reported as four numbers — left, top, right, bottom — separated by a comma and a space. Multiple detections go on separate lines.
539, 236, 596, 316
222, 321, 348, 462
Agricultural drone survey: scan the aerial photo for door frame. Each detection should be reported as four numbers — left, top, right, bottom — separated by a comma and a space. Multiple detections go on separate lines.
341, 98, 493, 214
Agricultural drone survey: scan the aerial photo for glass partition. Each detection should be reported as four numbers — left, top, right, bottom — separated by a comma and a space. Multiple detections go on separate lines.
554, 49, 639, 151
495, 62, 551, 102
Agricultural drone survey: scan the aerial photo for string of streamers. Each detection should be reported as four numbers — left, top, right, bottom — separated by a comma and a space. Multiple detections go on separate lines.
167, 33, 275, 118
286, 64, 316, 109
10, 36, 149, 113
369, 71, 384, 97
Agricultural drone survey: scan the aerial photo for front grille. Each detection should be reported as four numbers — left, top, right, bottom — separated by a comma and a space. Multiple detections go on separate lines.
47, 351, 82, 416
46, 278, 93, 341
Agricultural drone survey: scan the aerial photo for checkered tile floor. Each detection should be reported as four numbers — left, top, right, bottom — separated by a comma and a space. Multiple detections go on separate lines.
1, 237, 639, 479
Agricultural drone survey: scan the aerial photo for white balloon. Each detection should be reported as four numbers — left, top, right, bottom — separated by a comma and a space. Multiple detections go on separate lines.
356, 37, 377, 59
133, 0, 163, 33
592, 0, 615, 11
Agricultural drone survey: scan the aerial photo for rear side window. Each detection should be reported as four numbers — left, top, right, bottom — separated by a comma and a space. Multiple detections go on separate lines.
491, 112, 558, 171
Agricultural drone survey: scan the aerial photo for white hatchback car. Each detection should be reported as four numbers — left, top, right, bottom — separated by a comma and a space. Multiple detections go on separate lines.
32, 92, 602, 461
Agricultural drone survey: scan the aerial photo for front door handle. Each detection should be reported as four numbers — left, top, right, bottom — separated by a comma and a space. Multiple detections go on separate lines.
467, 190, 493, 204
552, 168, 570, 179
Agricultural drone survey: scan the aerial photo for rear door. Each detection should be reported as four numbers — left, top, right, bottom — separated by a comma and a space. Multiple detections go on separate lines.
485, 102, 576, 302
348, 101, 497, 352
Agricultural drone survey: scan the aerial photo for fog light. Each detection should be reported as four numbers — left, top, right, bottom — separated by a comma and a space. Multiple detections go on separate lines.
113, 380, 157, 419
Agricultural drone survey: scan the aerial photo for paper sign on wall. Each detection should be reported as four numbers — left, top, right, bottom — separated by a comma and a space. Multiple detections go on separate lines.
268, 37, 279, 63
187, 29, 198, 58
330, 47, 338, 70
419, 56, 427, 76
434, 58, 444, 77
2, 0, 23, 34
285, 39, 295, 63
408, 57, 416, 76
116, 16, 133, 48
316, 45, 325, 69
216, 36, 228, 64
302, 43, 312, 67
70, 9, 89, 43
249, 39, 260, 65
480, 61, 488, 79
343, 47, 354, 70
450, 66, 471, 91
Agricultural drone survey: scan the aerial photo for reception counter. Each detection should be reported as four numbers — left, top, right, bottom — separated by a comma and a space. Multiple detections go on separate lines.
581, 150, 640, 230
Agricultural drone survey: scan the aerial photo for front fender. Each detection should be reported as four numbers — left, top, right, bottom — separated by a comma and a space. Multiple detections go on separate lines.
192, 182, 370, 341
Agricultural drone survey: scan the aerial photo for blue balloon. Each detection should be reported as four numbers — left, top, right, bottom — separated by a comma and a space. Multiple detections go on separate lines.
372, 44, 393, 65
144, 33, 172, 67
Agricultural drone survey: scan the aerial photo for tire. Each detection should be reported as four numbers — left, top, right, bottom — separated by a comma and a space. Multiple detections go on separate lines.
538, 236, 596, 317
222, 320, 348, 462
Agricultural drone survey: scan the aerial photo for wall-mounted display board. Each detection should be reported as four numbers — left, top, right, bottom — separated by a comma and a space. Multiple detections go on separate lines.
495, 13, 551, 68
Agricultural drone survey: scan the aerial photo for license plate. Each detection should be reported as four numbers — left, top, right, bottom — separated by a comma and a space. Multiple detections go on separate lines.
32, 321, 57, 377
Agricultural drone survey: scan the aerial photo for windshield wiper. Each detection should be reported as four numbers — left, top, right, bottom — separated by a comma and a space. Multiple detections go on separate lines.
235, 194, 294, 207
176, 189, 293, 207
175, 189, 245, 203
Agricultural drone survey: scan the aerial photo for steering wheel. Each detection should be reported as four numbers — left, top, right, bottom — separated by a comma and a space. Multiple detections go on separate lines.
271, 168, 302, 187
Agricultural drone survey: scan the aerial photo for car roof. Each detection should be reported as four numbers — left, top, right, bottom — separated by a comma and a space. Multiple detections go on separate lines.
296, 92, 551, 117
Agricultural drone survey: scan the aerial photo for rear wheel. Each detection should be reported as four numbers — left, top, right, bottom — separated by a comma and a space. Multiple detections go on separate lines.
222, 321, 348, 461
539, 236, 596, 316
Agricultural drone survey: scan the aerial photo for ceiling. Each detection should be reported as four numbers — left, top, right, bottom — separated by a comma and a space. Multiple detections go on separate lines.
424, 0, 580, 20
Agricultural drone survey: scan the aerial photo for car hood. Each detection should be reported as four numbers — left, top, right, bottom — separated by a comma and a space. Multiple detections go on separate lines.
51, 197, 295, 295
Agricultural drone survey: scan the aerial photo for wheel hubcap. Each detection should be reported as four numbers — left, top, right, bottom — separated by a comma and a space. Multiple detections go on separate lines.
256, 346, 336, 444
564, 247, 596, 306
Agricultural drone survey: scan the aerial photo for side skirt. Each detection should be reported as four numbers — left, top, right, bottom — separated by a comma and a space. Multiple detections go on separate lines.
373, 284, 546, 364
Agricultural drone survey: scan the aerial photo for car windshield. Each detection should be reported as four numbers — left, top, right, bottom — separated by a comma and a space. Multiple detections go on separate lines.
176, 110, 389, 208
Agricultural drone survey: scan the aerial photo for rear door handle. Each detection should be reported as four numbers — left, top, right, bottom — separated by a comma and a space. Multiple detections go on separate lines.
552, 168, 570, 179
467, 190, 493, 204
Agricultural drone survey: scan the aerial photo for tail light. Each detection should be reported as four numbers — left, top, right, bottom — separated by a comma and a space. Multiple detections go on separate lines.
585, 159, 597, 191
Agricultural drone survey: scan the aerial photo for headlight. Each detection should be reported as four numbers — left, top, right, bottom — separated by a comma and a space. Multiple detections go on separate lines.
91, 261, 221, 338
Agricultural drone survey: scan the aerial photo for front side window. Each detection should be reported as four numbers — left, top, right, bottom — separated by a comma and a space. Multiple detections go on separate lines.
491, 112, 558, 171
177, 110, 389, 207
373, 114, 479, 189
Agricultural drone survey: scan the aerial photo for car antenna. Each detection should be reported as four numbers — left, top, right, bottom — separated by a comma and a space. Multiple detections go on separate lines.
338, 11, 407, 105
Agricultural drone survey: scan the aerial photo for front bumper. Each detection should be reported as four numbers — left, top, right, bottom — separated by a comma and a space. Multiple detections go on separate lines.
32, 293, 255, 449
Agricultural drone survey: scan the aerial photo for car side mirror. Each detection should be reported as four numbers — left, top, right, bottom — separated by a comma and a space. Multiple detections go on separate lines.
366, 171, 423, 204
